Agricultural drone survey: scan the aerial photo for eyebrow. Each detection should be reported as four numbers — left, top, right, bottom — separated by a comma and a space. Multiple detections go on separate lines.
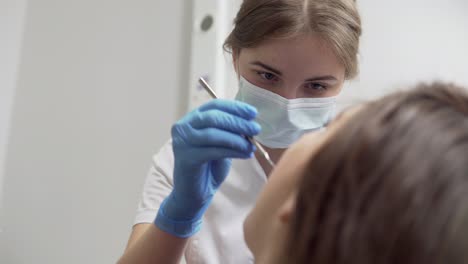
250, 61, 282, 75
305, 75, 338, 82
250, 60, 338, 82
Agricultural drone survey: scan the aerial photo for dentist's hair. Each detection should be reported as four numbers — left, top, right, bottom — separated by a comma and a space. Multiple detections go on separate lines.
289, 82, 468, 263
224, 0, 361, 79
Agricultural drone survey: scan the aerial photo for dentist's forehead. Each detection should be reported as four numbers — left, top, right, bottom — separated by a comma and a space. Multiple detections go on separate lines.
238, 34, 345, 80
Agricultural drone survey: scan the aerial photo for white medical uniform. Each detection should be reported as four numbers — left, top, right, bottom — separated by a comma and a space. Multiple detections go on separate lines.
134, 140, 267, 264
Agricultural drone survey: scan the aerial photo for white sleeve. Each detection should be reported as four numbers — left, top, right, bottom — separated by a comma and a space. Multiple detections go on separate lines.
133, 139, 175, 225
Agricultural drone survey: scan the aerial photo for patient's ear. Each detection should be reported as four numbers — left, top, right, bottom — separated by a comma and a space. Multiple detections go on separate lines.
278, 193, 296, 224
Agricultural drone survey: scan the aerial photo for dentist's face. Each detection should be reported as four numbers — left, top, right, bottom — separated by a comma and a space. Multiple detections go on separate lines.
234, 34, 346, 99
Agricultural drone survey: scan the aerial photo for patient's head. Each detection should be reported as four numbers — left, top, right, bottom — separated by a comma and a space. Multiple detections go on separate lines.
245, 82, 468, 264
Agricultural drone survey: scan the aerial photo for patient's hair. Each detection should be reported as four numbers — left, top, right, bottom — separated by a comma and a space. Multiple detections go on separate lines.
288, 83, 468, 264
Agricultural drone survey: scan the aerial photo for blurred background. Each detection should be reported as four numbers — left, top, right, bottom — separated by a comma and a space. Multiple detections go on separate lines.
1, 0, 467, 263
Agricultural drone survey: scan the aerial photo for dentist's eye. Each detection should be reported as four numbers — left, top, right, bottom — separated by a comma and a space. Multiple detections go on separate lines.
257, 71, 279, 82
305, 82, 327, 91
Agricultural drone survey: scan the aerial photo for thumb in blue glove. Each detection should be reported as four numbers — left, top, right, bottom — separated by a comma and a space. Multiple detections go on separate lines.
155, 99, 261, 237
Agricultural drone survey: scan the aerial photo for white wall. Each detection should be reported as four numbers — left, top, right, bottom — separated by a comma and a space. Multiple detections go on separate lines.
0, 0, 27, 230
340, 0, 468, 107
1, 0, 192, 263
1, 1, 468, 264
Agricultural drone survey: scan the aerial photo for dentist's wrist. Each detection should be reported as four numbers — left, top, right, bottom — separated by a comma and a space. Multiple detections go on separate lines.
154, 197, 203, 238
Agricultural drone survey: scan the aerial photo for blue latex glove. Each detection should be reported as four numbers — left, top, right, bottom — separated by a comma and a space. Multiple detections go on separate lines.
155, 99, 261, 238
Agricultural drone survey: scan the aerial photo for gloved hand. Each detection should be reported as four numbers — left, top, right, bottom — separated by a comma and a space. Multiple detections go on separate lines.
155, 99, 261, 238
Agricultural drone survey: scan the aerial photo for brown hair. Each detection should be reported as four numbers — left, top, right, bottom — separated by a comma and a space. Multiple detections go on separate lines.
224, 0, 362, 79
289, 83, 468, 263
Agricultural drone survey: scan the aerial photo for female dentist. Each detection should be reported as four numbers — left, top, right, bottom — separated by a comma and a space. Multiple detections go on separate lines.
119, 0, 362, 263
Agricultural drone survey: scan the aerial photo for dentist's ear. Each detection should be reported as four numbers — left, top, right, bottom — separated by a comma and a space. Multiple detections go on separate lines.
232, 49, 240, 79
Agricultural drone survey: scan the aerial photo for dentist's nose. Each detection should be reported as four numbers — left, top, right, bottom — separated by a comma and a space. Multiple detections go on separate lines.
276, 83, 299, 99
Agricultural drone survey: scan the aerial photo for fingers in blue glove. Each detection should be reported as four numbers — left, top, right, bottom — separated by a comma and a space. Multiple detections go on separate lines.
181, 146, 255, 165
198, 99, 258, 120
172, 99, 261, 155
180, 128, 257, 153
190, 109, 261, 137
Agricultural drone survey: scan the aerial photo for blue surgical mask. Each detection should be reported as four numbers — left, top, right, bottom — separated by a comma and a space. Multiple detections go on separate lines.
235, 77, 337, 149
